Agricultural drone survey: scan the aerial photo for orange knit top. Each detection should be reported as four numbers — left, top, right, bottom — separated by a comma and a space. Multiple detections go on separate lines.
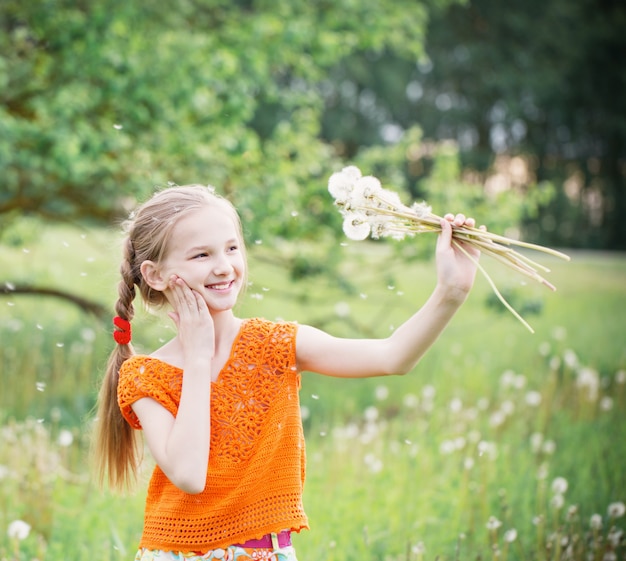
117, 318, 309, 552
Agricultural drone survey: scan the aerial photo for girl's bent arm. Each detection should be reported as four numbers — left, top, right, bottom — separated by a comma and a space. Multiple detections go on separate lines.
132, 358, 212, 494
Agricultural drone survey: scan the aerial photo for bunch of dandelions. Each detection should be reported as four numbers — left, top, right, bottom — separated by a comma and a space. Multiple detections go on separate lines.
328, 165, 571, 333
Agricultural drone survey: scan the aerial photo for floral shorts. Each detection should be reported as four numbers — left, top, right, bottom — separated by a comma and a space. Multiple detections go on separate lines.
134, 545, 298, 561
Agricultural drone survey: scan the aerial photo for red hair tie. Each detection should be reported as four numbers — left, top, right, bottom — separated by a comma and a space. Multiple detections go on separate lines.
113, 316, 132, 345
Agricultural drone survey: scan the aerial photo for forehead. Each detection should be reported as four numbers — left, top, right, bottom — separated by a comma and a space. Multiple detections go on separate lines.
167, 204, 240, 249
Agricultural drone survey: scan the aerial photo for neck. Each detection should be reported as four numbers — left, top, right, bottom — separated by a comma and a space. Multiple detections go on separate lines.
210, 310, 242, 352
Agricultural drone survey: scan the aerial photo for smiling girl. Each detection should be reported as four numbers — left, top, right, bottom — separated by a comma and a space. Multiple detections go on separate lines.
93, 184, 481, 560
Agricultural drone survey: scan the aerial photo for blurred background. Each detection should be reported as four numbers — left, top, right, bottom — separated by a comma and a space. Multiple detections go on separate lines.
1, 1, 625, 559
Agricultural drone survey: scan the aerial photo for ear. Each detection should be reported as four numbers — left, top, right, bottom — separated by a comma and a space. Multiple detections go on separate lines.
140, 260, 168, 291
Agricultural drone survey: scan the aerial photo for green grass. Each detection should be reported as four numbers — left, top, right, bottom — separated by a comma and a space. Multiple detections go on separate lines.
1, 224, 625, 560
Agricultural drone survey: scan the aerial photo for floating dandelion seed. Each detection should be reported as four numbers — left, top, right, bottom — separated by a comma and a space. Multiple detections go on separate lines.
327, 165, 570, 332
113, 123, 123, 130
7, 519, 31, 540
36, 382, 46, 392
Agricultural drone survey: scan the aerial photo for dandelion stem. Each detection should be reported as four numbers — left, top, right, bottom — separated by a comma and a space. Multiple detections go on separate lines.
452, 240, 535, 334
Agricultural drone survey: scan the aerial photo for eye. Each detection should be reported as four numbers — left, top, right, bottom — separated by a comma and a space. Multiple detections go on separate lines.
192, 252, 209, 259
228, 244, 239, 252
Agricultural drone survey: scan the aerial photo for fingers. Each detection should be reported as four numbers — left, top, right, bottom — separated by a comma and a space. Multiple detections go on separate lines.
443, 213, 482, 229
167, 275, 205, 314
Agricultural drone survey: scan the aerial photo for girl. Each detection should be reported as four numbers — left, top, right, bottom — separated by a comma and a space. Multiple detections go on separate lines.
93, 184, 481, 561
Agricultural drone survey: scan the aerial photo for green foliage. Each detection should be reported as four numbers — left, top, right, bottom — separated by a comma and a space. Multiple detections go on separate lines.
0, 0, 444, 238
1, 228, 625, 560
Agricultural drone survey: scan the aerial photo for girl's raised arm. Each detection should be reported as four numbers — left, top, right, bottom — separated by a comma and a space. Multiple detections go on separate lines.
296, 215, 481, 378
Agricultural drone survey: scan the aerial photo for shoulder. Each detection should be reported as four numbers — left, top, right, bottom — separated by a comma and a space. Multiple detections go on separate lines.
242, 317, 299, 339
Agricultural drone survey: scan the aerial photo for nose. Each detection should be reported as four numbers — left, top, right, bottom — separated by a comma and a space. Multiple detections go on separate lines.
213, 253, 233, 275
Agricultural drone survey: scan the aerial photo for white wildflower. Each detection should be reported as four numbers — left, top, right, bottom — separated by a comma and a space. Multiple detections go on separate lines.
576, 367, 600, 400
608, 501, 625, 518
374, 385, 389, 401
501, 400, 515, 416
525, 390, 542, 407
590, 513, 603, 530
607, 528, 623, 548
486, 516, 502, 531
600, 396, 613, 411
542, 440, 556, 455
504, 529, 518, 543
551, 477, 568, 494
7, 519, 31, 540
449, 397, 463, 413
550, 494, 565, 510
530, 432, 543, 453
563, 349, 578, 368
58, 429, 74, 447
363, 406, 379, 422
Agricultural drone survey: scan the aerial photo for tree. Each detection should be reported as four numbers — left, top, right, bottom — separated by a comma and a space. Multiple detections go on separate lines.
316, 0, 626, 248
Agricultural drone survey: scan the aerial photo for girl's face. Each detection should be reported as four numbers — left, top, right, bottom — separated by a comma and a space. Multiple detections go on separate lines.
158, 204, 246, 314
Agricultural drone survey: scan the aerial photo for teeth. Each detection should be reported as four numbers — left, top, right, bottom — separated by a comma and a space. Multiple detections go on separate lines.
210, 283, 230, 290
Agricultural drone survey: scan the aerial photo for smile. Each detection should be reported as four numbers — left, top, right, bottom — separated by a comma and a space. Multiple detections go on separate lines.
206, 280, 234, 291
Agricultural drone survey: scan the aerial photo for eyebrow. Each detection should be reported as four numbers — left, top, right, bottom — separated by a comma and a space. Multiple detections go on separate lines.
187, 239, 239, 252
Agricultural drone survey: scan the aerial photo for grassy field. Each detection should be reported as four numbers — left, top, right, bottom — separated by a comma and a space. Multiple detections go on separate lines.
1, 223, 625, 560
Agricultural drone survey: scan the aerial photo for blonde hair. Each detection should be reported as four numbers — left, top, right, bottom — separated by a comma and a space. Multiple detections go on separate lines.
92, 185, 246, 490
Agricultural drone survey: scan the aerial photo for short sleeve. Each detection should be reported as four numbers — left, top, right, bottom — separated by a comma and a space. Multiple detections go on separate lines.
117, 356, 183, 429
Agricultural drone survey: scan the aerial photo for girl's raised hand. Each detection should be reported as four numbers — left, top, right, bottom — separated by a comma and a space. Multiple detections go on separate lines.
435, 213, 484, 300
167, 275, 215, 361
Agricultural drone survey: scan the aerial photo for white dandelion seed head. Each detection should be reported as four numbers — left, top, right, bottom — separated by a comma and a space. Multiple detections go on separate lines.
501, 400, 515, 416
354, 175, 382, 198
600, 396, 613, 411
410, 201, 432, 218
340, 165, 362, 181
550, 494, 565, 510
328, 171, 355, 203
608, 501, 626, 518
542, 439, 556, 455
7, 519, 31, 540
58, 429, 74, 447
590, 513, 603, 530
378, 188, 405, 210
422, 385, 436, 399
551, 477, 568, 495
504, 529, 518, 543
486, 516, 502, 531
608, 527, 624, 548
374, 385, 389, 401
363, 406, 379, 422
449, 397, 463, 413
342, 214, 371, 241
489, 410, 506, 428
500, 369, 517, 388
566, 505, 579, 521
563, 349, 578, 368
616, 369, 626, 384
525, 391, 542, 407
